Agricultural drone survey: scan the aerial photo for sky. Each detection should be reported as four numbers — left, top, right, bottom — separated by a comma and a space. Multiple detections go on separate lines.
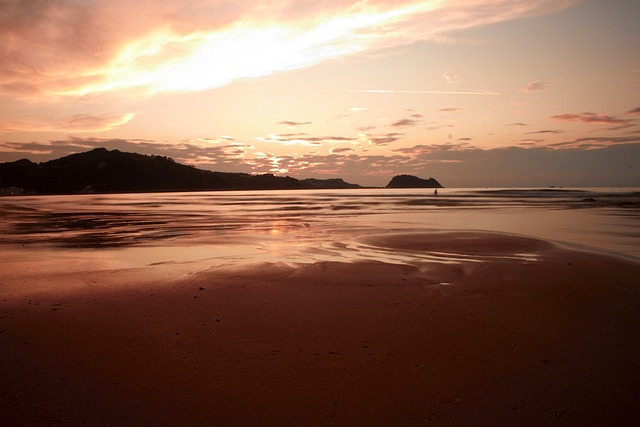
1, 0, 639, 187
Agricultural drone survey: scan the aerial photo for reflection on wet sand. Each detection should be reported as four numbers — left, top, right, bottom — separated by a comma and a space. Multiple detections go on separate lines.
2, 188, 640, 426
0, 188, 637, 272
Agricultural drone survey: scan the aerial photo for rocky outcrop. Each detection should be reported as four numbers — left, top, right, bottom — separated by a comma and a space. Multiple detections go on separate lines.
386, 174, 443, 188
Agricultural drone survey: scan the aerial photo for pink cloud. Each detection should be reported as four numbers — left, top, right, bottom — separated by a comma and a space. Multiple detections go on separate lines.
1, 0, 579, 100
277, 121, 312, 127
550, 112, 631, 125
361, 132, 404, 146
3, 135, 638, 187
0, 112, 135, 132
391, 118, 422, 128
442, 71, 460, 85
520, 81, 549, 93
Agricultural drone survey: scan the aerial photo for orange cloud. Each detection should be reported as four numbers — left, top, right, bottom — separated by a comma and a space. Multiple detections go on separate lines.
0, 0, 579, 99
520, 81, 549, 93
550, 112, 631, 125
277, 121, 312, 127
257, 134, 357, 146
391, 118, 421, 128
3, 136, 638, 187
0, 113, 135, 132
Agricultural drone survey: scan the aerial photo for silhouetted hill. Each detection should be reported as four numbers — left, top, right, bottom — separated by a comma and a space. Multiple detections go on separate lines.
300, 178, 361, 189
386, 174, 443, 188
0, 148, 361, 194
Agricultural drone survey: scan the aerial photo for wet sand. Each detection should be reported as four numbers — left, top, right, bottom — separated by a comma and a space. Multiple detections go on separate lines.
2, 231, 640, 426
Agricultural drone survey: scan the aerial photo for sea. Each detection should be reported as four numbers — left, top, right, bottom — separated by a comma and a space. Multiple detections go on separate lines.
1, 188, 639, 280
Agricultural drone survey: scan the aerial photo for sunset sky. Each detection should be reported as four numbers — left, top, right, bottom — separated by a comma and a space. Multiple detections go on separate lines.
1, 0, 638, 187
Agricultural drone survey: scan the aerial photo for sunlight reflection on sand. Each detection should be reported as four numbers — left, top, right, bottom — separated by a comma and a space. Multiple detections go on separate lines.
0, 188, 638, 288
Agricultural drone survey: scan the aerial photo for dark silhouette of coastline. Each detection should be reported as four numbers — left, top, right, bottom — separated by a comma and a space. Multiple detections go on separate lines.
0, 148, 363, 195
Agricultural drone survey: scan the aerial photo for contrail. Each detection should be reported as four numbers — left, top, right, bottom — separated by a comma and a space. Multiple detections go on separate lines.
324, 89, 500, 95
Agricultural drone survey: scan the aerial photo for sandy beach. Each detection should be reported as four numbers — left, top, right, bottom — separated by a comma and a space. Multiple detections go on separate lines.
3, 0, 639, 422
2, 229, 640, 426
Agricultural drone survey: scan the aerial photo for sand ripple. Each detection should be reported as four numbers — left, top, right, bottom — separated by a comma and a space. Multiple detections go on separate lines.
356, 230, 556, 259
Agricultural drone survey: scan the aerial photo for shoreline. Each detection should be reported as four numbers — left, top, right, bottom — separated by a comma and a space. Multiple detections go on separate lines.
2, 231, 640, 425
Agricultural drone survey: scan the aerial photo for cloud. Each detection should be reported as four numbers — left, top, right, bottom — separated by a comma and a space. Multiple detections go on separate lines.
2, 136, 638, 187
516, 138, 545, 145
330, 147, 354, 154
360, 132, 404, 146
331, 89, 499, 95
625, 106, 640, 115
426, 124, 455, 131
545, 136, 640, 149
0, 112, 135, 132
508, 122, 529, 126
277, 120, 312, 127
0, 137, 268, 170
520, 81, 549, 93
606, 123, 637, 132
257, 133, 357, 146
1, 0, 575, 99
442, 71, 460, 85
550, 112, 631, 125
391, 118, 421, 128
428, 34, 483, 46
393, 143, 473, 156
525, 129, 563, 135
438, 107, 461, 112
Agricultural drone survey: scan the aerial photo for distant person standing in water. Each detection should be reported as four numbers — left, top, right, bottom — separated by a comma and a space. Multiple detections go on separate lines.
434, 189, 438, 196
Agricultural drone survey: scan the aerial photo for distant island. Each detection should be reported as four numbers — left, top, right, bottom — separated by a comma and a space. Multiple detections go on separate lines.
0, 148, 361, 195
386, 174, 443, 189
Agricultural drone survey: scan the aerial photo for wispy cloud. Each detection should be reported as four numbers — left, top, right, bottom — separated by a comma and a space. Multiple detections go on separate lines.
550, 112, 631, 125
428, 34, 483, 46
360, 132, 404, 146
545, 136, 640, 149
2, 0, 573, 99
525, 129, 563, 135
442, 71, 460, 85
520, 81, 549, 93
0, 113, 135, 132
257, 133, 357, 146
391, 118, 422, 128
438, 107, 461, 112
277, 121, 312, 127
516, 138, 545, 145
626, 106, 640, 115
331, 89, 499, 95
393, 142, 473, 156
330, 147, 354, 154
2, 136, 637, 187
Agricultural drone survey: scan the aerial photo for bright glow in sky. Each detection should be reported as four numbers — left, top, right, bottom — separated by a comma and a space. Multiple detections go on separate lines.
1, 0, 639, 187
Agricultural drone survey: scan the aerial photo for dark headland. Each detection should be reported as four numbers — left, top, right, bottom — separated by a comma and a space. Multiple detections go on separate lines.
386, 174, 443, 188
0, 148, 445, 195
0, 148, 364, 194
